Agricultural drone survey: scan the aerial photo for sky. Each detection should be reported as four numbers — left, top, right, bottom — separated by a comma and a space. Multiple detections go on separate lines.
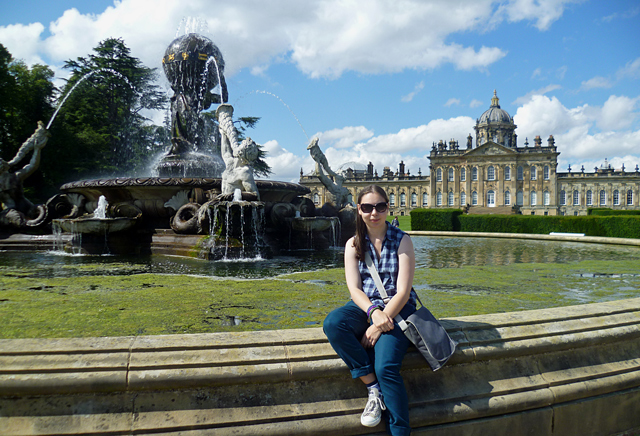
1, 0, 639, 183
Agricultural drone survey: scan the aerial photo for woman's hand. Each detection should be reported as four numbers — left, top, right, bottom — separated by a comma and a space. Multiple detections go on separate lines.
371, 309, 394, 332
361, 324, 382, 348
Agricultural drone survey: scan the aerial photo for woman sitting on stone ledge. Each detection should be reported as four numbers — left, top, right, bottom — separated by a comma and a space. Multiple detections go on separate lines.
324, 184, 417, 436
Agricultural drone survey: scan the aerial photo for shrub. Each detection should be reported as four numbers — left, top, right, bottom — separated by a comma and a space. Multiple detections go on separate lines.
588, 208, 640, 216
411, 208, 463, 231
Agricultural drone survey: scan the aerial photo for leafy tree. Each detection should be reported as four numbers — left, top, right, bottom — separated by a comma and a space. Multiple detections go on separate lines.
235, 116, 272, 178
55, 38, 167, 179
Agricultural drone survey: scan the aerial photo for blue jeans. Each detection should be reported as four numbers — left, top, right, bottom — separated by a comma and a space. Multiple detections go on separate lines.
323, 300, 416, 436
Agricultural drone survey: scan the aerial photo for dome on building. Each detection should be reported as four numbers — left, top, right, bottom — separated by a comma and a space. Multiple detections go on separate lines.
478, 90, 512, 124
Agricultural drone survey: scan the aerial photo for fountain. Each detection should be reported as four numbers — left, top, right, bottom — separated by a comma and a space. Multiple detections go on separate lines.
34, 32, 349, 258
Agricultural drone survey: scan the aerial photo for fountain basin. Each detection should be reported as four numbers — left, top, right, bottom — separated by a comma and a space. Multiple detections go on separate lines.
290, 216, 337, 232
53, 217, 138, 234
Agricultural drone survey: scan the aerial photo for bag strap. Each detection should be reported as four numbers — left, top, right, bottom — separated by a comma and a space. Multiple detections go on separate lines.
364, 251, 409, 331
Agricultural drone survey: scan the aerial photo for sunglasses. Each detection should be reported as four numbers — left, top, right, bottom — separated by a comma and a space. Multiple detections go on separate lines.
359, 202, 389, 213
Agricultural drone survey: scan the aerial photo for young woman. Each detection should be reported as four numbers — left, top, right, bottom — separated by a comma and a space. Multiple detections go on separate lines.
323, 185, 417, 436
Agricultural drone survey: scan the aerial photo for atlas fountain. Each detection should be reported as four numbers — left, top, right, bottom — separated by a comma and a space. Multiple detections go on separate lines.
7, 33, 352, 258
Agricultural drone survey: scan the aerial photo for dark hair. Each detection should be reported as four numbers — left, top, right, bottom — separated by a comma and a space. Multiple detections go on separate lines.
353, 185, 389, 260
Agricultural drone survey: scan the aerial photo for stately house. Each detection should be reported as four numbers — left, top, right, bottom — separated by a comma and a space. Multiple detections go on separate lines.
300, 91, 640, 216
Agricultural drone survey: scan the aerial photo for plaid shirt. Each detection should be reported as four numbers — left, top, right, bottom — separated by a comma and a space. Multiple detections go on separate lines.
358, 223, 417, 307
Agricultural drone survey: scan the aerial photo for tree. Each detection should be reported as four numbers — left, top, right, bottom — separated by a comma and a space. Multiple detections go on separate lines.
56, 38, 167, 178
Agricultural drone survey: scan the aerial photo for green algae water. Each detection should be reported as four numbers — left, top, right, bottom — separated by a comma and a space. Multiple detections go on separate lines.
1, 237, 639, 338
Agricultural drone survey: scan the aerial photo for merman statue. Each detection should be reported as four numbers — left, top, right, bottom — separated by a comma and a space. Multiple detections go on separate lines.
307, 137, 349, 209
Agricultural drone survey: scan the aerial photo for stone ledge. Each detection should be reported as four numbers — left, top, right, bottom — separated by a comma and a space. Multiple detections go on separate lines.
0, 298, 639, 435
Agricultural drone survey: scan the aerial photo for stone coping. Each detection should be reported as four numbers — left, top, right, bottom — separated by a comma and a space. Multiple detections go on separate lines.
1, 298, 639, 435
407, 230, 640, 247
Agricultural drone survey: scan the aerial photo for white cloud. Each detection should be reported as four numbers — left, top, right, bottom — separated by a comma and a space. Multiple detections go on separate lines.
2, 0, 578, 80
513, 84, 561, 105
444, 98, 461, 107
598, 95, 639, 130
262, 139, 305, 183
470, 99, 484, 108
401, 81, 424, 103
580, 76, 613, 91
315, 126, 375, 149
617, 57, 640, 81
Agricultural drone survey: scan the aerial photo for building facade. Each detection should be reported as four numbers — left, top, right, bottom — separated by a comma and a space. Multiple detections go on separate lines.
300, 91, 640, 216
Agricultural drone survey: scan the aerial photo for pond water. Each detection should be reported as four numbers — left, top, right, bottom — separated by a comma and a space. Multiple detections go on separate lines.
2, 236, 638, 279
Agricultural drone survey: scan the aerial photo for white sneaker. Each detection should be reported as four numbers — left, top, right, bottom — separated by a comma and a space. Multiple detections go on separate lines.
361, 387, 386, 427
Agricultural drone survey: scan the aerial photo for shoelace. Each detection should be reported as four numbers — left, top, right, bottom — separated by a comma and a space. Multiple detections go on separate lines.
363, 393, 386, 415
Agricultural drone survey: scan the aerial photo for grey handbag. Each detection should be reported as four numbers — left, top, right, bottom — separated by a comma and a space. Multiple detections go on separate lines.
364, 252, 456, 371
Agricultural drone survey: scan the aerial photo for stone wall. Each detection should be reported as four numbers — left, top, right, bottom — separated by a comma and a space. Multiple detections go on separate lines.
1, 298, 639, 435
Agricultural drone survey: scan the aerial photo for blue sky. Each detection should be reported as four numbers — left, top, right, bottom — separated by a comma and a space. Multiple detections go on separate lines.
1, 0, 639, 182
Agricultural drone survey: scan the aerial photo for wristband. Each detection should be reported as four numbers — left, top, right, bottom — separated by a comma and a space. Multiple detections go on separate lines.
367, 304, 382, 322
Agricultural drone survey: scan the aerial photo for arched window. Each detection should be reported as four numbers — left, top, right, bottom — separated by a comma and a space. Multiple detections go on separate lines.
436, 192, 443, 206
461, 167, 466, 181
411, 192, 417, 207
313, 193, 320, 205
487, 166, 495, 181
422, 192, 428, 206
460, 191, 466, 206
504, 166, 511, 180
544, 190, 550, 206
627, 190, 634, 206
448, 191, 454, 206
436, 168, 442, 182
472, 167, 478, 181
516, 190, 524, 206
586, 190, 592, 206
599, 190, 606, 206
573, 190, 579, 205
505, 191, 511, 206
531, 191, 537, 206
531, 166, 537, 180
448, 168, 454, 182
613, 190, 620, 205
400, 192, 406, 206
487, 190, 495, 206
472, 191, 478, 205
517, 166, 524, 180
389, 193, 396, 207
559, 190, 566, 205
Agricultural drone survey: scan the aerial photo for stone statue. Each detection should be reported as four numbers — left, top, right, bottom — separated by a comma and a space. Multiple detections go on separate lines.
307, 137, 349, 209
216, 104, 260, 200
0, 121, 50, 228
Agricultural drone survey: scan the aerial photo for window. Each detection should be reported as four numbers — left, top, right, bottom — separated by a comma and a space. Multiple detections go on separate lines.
586, 190, 592, 206
517, 166, 524, 180
448, 191, 454, 206
461, 167, 466, 181
448, 168, 454, 182
505, 191, 511, 206
436, 192, 443, 206
487, 166, 495, 181
472, 191, 478, 205
390, 193, 396, 207
544, 190, 550, 206
436, 168, 442, 182
460, 191, 466, 206
516, 191, 524, 206
313, 193, 319, 205
531, 191, 537, 206
573, 190, 579, 205
400, 192, 406, 207
411, 193, 417, 207
347, 193, 354, 206
422, 192, 428, 206
559, 190, 566, 205
487, 190, 495, 206
544, 166, 550, 180
599, 190, 606, 206
613, 190, 620, 206
627, 190, 634, 206
531, 166, 537, 180
505, 166, 511, 180
472, 167, 478, 181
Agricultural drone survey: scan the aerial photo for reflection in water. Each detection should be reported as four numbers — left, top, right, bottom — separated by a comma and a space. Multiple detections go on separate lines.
1, 237, 639, 279
413, 237, 640, 269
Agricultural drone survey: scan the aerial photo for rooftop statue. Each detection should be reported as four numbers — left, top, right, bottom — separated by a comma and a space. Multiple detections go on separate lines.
0, 121, 50, 229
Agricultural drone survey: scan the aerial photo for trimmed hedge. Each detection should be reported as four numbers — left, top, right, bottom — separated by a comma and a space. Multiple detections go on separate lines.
457, 214, 640, 238
588, 208, 640, 216
410, 208, 463, 231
